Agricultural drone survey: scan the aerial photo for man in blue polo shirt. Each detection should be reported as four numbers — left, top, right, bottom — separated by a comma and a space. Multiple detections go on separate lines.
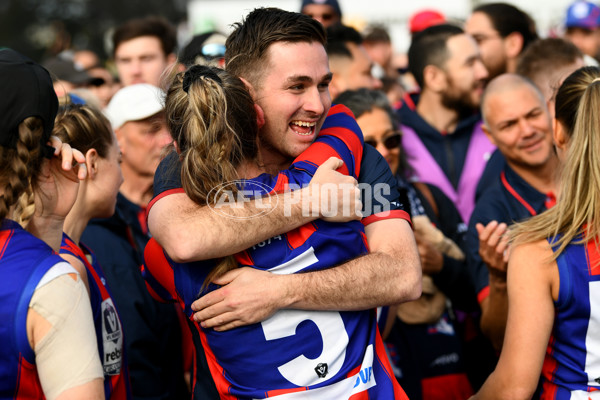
466, 74, 559, 351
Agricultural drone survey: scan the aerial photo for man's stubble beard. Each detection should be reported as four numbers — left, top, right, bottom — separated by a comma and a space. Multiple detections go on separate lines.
440, 77, 481, 118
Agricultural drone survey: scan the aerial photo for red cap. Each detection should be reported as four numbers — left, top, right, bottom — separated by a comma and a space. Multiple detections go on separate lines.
409, 9, 446, 34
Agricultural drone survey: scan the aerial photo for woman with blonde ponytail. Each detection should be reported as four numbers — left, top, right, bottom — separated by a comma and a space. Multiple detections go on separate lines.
143, 64, 410, 399
471, 66, 600, 399
0, 49, 104, 398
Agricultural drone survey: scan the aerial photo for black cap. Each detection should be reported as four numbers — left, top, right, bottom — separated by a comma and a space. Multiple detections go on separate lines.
0, 48, 58, 149
179, 31, 227, 68
43, 56, 103, 86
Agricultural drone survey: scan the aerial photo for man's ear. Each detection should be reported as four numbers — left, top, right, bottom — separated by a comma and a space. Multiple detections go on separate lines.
254, 103, 265, 129
239, 77, 256, 100
423, 65, 446, 93
504, 32, 524, 59
481, 123, 498, 147
85, 148, 99, 180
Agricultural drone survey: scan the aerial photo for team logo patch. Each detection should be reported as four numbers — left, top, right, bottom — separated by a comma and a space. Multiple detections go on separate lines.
101, 298, 123, 375
315, 363, 328, 378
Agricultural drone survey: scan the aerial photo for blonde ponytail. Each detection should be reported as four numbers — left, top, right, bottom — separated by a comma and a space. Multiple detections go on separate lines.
165, 65, 258, 284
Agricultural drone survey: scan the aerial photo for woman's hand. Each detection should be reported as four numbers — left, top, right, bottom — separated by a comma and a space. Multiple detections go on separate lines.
27, 136, 87, 251
34, 136, 87, 220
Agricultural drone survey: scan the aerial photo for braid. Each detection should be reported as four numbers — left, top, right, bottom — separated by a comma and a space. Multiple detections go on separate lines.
0, 117, 44, 222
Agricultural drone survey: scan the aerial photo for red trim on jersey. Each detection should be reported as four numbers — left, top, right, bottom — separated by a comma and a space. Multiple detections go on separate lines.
317, 125, 363, 178
146, 188, 186, 218
143, 271, 165, 302
286, 223, 318, 250
321, 123, 363, 155
265, 386, 309, 397
346, 364, 362, 379
545, 192, 556, 209
271, 174, 290, 194
137, 206, 148, 235
197, 325, 238, 399
540, 334, 559, 400
477, 286, 490, 304
296, 142, 351, 176
361, 210, 412, 228
0, 228, 13, 260
373, 323, 409, 400
62, 237, 113, 303
14, 354, 44, 398
235, 250, 255, 267
330, 104, 355, 118
500, 171, 537, 216
360, 231, 370, 252
401, 92, 417, 111
586, 239, 600, 276
144, 238, 178, 297
61, 237, 130, 399
176, 306, 194, 386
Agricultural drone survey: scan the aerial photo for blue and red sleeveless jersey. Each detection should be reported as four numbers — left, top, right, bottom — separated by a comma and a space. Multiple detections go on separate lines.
540, 234, 600, 399
143, 105, 408, 399
0, 219, 66, 398
60, 234, 131, 400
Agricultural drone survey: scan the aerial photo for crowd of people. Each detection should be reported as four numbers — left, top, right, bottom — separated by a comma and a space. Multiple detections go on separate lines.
2, 0, 600, 399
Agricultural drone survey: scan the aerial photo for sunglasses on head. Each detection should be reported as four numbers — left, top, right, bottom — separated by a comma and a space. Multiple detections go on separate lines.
365, 131, 402, 150
201, 43, 226, 59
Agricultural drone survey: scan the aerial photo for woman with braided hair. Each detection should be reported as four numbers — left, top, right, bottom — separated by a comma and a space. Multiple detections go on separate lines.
0, 49, 104, 398
471, 66, 600, 399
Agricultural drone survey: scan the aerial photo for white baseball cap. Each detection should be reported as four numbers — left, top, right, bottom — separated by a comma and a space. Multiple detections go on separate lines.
105, 83, 165, 129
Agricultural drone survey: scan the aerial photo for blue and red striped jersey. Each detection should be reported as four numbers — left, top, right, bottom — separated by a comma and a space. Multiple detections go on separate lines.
143, 105, 408, 399
540, 233, 600, 399
0, 220, 65, 398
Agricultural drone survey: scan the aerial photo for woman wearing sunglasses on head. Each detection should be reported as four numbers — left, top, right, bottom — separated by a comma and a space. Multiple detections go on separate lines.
336, 88, 480, 400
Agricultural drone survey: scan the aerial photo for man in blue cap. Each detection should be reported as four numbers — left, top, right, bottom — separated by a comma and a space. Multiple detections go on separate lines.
564, 0, 600, 62
300, 0, 342, 28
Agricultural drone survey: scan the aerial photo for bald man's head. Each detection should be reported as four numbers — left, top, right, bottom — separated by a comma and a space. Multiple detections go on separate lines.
481, 74, 545, 126
481, 73, 554, 172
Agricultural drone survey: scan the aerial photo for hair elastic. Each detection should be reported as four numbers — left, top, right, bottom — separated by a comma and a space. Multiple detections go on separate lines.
182, 65, 222, 93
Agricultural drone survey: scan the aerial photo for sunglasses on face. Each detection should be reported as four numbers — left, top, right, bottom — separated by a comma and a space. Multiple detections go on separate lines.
365, 131, 402, 150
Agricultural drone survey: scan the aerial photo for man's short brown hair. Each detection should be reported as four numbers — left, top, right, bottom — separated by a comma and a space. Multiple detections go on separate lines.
112, 16, 177, 58
225, 7, 326, 87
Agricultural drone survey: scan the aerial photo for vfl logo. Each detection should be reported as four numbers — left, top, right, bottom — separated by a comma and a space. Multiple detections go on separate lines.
102, 300, 121, 343
104, 303, 118, 334
315, 363, 328, 378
